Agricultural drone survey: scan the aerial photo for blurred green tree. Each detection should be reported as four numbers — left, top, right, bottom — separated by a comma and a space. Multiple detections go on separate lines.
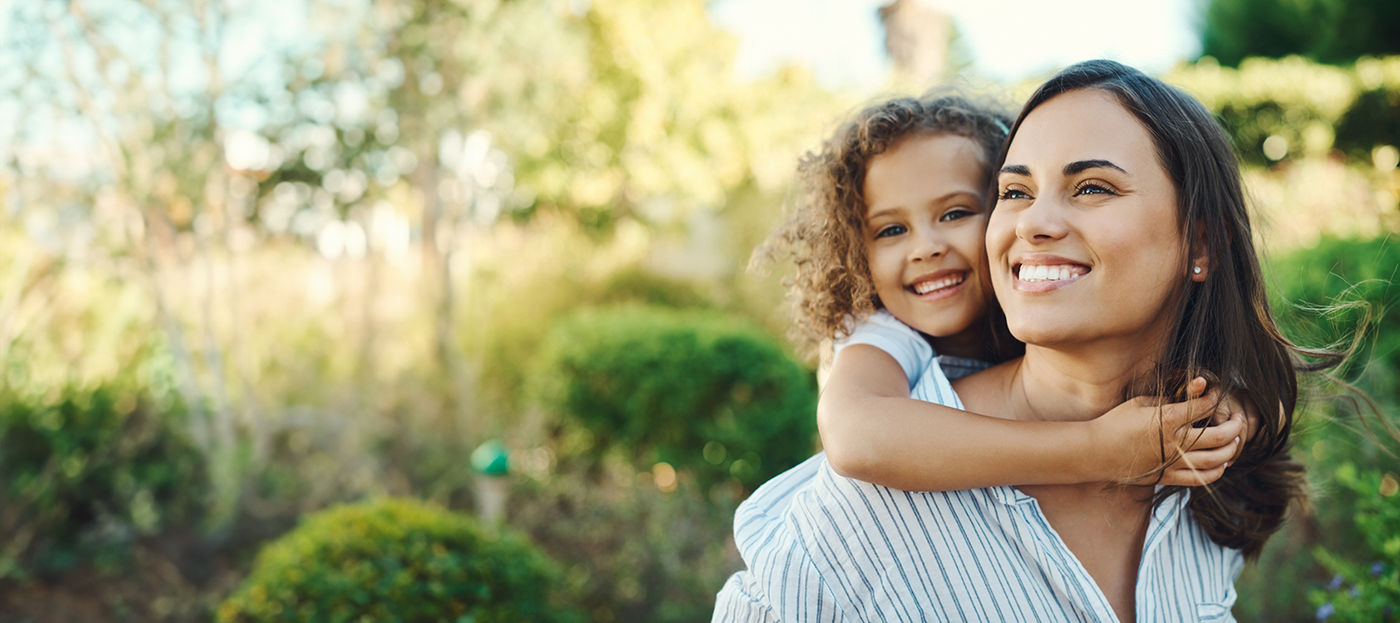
1201, 0, 1400, 66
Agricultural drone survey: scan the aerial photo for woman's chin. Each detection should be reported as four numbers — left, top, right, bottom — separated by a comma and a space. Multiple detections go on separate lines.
1007, 324, 1086, 349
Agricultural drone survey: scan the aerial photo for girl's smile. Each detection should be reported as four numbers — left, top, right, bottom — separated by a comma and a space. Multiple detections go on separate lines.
907, 268, 968, 299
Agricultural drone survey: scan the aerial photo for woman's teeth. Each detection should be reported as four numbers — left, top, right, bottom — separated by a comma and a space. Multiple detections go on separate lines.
1017, 264, 1085, 283
912, 273, 964, 294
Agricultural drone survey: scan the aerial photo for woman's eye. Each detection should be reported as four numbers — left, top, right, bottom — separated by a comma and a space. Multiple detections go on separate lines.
874, 224, 906, 239
940, 208, 974, 222
1074, 182, 1115, 196
998, 188, 1029, 201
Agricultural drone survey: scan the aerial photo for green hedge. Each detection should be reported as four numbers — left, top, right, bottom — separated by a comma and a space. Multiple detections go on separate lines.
532, 306, 817, 489
0, 383, 205, 579
1167, 56, 1400, 165
510, 468, 744, 623
1267, 235, 1400, 394
1308, 464, 1400, 622
1229, 236, 1400, 622
217, 498, 580, 623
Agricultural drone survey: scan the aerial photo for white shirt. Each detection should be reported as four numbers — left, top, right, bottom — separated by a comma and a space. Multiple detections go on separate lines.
713, 312, 1243, 623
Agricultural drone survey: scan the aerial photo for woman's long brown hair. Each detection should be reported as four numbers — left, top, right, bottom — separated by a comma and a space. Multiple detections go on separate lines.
995, 60, 1346, 559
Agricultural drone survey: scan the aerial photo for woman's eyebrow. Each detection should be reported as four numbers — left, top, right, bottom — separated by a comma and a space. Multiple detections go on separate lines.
1063, 159, 1127, 176
998, 161, 1130, 178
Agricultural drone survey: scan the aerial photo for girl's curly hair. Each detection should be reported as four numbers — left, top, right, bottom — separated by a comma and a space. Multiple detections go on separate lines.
754, 88, 1014, 356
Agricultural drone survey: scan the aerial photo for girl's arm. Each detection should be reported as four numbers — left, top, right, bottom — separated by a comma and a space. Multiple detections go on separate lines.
819, 344, 1249, 491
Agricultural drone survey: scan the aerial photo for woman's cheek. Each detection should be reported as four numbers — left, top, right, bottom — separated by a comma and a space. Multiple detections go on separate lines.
983, 209, 1015, 289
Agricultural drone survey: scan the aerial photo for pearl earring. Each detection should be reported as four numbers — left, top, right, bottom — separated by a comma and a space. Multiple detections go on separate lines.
1193, 266, 1203, 275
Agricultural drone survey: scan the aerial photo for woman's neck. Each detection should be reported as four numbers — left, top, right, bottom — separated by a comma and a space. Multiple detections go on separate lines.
1005, 342, 1160, 423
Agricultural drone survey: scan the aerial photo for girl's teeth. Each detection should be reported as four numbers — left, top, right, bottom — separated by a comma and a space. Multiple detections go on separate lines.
913, 274, 964, 294
1017, 264, 1084, 283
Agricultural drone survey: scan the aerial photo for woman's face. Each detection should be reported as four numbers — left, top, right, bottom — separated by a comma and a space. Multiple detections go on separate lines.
987, 89, 1189, 351
864, 133, 989, 346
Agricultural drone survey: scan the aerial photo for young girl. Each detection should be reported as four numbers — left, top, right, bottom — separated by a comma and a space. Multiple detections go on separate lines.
756, 90, 1253, 492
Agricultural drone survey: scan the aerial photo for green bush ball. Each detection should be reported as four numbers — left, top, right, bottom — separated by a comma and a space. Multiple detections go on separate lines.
217, 498, 581, 623
532, 306, 817, 488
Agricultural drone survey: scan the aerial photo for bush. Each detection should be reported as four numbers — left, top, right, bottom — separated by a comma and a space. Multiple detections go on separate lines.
532, 306, 817, 489
1267, 235, 1400, 394
1309, 464, 1400, 622
216, 498, 580, 623
0, 382, 205, 579
1229, 236, 1400, 622
511, 463, 743, 623
1166, 56, 1400, 165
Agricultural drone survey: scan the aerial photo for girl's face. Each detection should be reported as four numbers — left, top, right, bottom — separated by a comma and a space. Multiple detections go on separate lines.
863, 133, 989, 353
987, 89, 1189, 352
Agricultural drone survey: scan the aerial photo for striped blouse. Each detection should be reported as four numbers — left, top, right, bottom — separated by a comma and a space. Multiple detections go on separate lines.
712, 312, 1243, 623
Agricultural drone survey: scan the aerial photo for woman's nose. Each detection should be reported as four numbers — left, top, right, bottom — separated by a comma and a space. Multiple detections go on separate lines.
1015, 196, 1070, 242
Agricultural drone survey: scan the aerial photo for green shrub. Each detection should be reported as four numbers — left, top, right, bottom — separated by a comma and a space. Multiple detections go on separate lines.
216, 498, 580, 623
1267, 235, 1400, 395
1308, 464, 1400, 622
1167, 56, 1400, 165
511, 464, 743, 623
594, 266, 712, 310
1229, 235, 1400, 622
532, 306, 817, 489
0, 382, 205, 579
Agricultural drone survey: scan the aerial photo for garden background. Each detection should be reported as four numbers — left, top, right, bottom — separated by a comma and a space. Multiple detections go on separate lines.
1, 0, 1398, 621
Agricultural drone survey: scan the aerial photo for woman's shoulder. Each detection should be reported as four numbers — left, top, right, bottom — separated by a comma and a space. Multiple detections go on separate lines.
949, 357, 1021, 417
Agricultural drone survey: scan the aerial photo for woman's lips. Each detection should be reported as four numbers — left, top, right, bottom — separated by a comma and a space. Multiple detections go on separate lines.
1012, 263, 1089, 293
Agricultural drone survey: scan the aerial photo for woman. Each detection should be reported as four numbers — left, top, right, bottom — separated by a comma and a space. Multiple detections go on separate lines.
714, 60, 1321, 623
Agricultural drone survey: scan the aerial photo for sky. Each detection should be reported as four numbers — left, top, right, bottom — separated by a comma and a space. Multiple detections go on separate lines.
709, 0, 1203, 90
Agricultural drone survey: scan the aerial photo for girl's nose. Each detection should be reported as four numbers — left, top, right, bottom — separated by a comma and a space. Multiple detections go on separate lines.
909, 228, 948, 262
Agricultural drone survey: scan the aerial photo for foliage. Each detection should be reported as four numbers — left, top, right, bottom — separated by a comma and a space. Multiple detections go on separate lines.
532, 306, 817, 489
511, 460, 743, 623
1267, 235, 1400, 394
576, 1, 841, 220
1167, 56, 1400, 165
1231, 237, 1400, 622
462, 218, 720, 426
216, 498, 580, 623
1308, 464, 1400, 622
0, 381, 205, 580
1200, 0, 1400, 66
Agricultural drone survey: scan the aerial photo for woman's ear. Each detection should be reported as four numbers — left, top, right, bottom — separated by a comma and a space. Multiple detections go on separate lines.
1189, 222, 1210, 282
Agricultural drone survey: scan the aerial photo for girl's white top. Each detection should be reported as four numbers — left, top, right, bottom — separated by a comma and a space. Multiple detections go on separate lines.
712, 310, 1243, 623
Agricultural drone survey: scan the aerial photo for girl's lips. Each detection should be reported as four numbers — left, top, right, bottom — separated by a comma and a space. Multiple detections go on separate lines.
906, 270, 968, 301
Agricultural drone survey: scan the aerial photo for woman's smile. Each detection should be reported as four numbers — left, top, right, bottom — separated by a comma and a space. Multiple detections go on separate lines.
1012, 255, 1090, 293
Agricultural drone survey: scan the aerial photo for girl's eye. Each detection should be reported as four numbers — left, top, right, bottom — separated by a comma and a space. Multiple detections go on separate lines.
940, 208, 975, 222
998, 188, 1029, 201
874, 224, 906, 239
1074, 181, 1115, 196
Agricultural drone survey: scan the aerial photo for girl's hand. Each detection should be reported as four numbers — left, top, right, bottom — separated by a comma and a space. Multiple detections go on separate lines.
1092, 377, 1249, 487
1211, 390, 1261, 469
